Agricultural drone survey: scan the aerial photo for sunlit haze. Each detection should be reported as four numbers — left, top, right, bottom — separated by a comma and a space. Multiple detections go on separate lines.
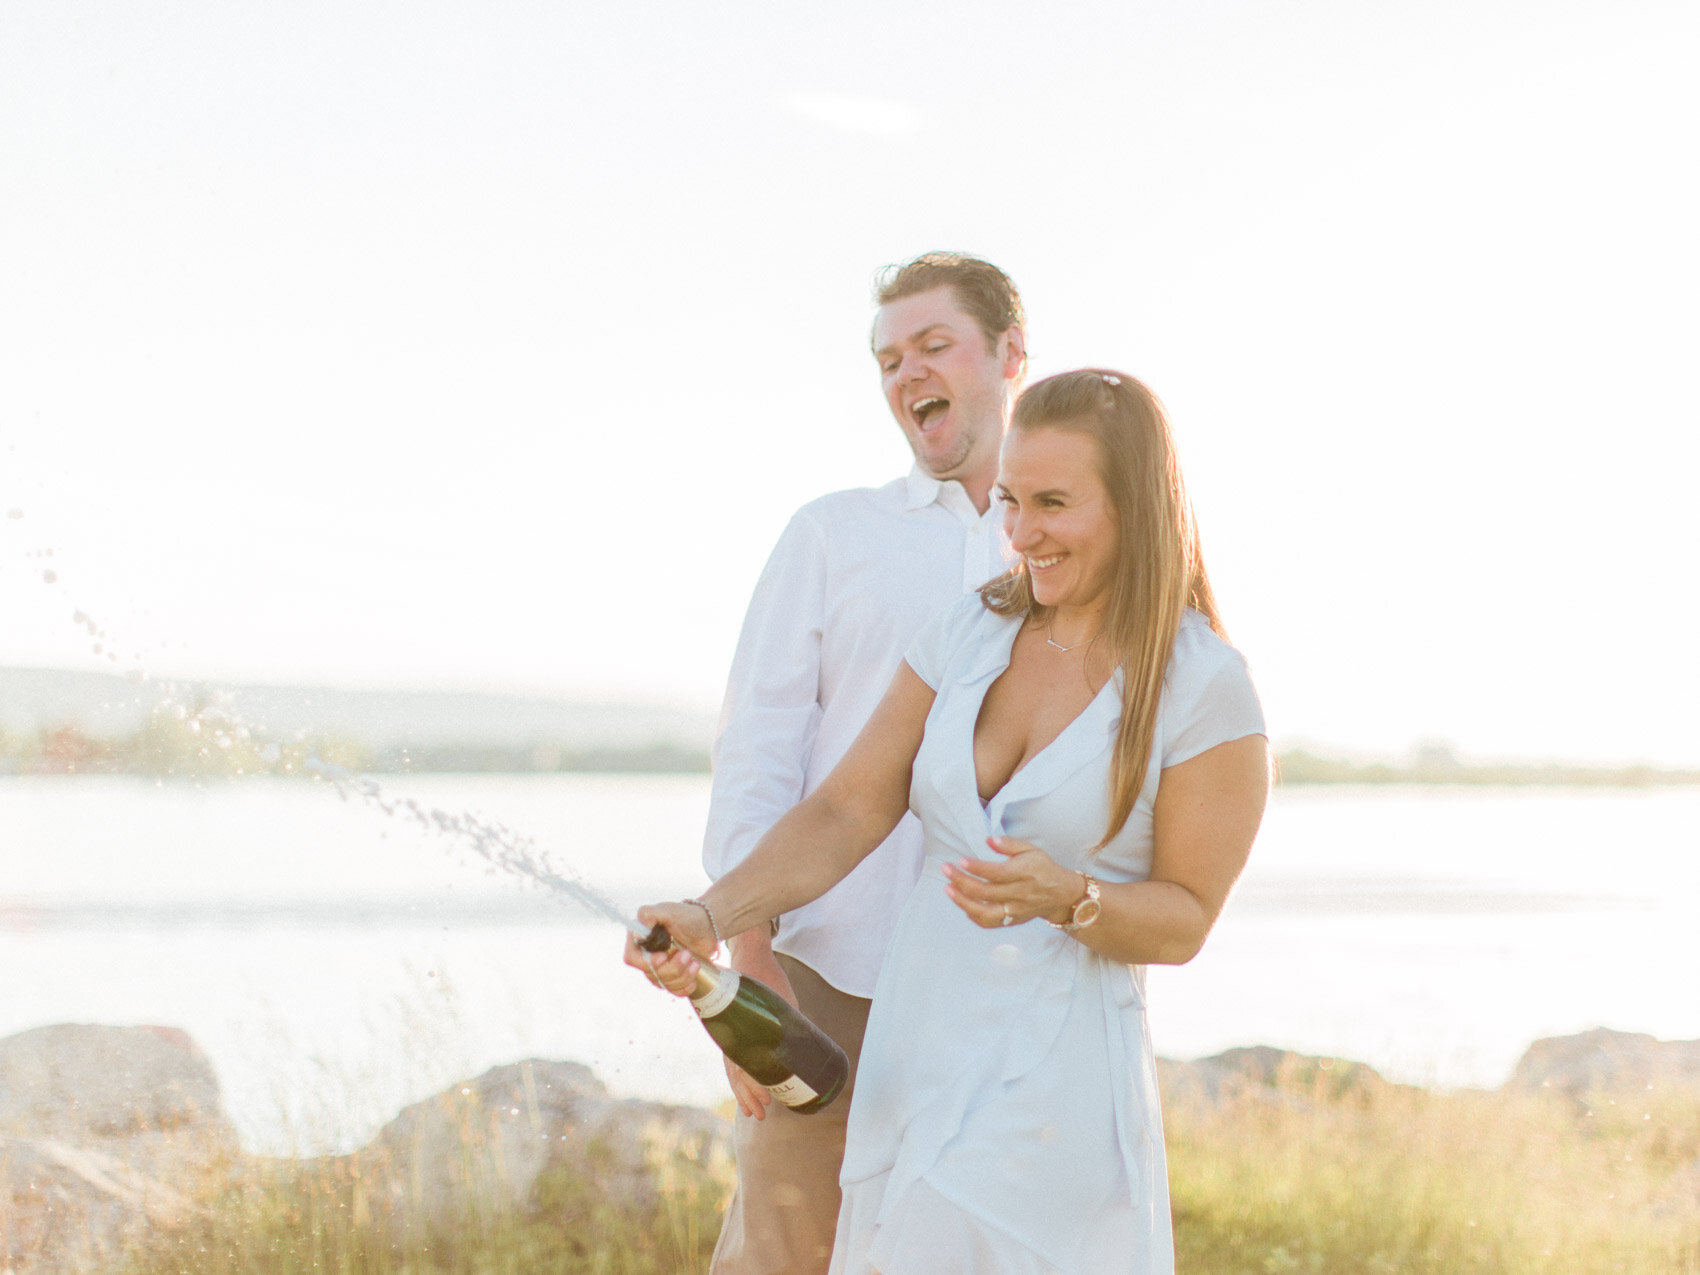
3, 1, 1696, 765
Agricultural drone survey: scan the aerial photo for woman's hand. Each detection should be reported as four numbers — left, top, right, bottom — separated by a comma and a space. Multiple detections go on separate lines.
622, 902, 720, 996
942, 835, 1085, 928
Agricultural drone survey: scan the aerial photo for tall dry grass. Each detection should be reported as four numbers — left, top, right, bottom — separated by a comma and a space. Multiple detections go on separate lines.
1167, 1072, 1700, 1274
120, 1127, 728, 1275
117, 1070, 1700, 1273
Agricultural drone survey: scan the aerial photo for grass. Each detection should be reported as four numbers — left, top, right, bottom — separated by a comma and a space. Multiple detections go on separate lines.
115, 1075, 1700, 1274
1167, 1072, 1700, 1274
120, 1127, 729, 1275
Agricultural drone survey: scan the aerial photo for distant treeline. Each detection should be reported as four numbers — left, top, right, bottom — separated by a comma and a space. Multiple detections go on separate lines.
0, 713, 710, 778
3, 718, 1696, 786
1276, 748, 1700, 788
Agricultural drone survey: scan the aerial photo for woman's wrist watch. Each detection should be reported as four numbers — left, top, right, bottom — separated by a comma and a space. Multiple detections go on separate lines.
1049, 874, 1102, 933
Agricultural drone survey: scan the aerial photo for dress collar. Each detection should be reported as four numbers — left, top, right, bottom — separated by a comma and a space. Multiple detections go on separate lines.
956, 607, 1022, 686
988, 671, 1123, 816
948, 612, 1124, 815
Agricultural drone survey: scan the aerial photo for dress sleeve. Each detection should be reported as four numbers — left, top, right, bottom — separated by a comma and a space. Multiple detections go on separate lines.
701, 510, 827, 882
903, 592, 983, 690
1161, 625, 1267, 768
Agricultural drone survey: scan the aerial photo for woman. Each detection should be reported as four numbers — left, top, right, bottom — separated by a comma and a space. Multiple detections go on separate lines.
628, 369, 1269, 1273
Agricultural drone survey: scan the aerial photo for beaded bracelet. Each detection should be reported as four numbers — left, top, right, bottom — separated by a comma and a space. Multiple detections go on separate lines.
683, 897, 722, 948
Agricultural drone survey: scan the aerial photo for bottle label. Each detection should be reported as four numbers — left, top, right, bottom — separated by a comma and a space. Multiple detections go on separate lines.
690, 969, 741, 1018
768, 1074, 820, 1108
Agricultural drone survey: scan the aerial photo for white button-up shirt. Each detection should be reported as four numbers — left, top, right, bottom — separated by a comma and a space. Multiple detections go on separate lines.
703, 466, 1012, 997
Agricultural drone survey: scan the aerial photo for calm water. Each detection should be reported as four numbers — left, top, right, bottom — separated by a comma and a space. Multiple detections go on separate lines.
3, 774, 1698, 1155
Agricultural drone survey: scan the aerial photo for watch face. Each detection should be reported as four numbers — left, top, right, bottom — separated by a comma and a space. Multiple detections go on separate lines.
1074, 897, 1102, 927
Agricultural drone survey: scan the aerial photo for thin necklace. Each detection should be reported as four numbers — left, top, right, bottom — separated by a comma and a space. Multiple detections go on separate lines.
1045, 619, 1102, 652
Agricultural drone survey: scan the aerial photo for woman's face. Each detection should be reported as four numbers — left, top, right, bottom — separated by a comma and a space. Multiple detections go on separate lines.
996, 426, 1119, 614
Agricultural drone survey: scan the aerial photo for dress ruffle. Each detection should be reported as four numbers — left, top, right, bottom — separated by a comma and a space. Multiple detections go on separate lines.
837, 869, 1077, 1202
833, 1174, 1064, 1275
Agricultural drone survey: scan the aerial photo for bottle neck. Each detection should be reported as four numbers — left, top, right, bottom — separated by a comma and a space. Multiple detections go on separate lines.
690, 964, 741, 1016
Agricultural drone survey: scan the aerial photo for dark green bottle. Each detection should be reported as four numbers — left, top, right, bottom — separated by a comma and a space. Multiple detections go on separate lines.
639, 924, 849, 1114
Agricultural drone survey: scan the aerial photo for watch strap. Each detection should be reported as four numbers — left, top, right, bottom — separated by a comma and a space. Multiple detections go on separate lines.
1049, 874, 1102, 933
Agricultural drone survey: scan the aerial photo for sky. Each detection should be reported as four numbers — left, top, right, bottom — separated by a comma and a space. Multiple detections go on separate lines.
2, 0, 1697, 766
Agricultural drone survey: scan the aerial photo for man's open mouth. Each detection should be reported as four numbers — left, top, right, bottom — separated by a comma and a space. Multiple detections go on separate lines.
912, 397, 948, 427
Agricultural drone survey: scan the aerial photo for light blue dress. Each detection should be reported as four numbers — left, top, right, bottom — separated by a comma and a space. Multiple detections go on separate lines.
830, 596, 1265, 1275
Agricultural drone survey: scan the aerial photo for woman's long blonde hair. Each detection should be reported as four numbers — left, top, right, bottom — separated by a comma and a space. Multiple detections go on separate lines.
981, 369, 1223, 848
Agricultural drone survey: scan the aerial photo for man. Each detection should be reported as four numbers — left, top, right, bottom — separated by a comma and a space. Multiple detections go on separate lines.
702, 252, 1028, 1273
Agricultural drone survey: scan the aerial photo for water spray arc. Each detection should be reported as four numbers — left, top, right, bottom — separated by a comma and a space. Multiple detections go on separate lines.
4, 509, 655, 936
8, 499, 854, 1114
304, 756, 650, 938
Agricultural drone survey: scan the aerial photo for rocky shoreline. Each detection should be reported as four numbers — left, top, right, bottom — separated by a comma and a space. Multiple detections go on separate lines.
3, 1023, 1697, 1273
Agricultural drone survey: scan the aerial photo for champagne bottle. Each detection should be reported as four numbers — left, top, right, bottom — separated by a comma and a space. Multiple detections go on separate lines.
638, 924, 849, 1114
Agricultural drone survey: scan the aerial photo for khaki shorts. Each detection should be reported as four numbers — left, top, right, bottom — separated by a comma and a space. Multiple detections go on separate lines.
710, 953, 872, 1275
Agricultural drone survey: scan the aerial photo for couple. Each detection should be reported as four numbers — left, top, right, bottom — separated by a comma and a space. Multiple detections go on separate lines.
627, 255, 1268, 1274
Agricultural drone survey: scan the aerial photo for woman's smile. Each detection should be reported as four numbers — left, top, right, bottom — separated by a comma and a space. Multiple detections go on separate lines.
996, 428, 1119, 615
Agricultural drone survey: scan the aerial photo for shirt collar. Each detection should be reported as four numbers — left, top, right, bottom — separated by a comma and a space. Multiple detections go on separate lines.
903, 465, 986, 523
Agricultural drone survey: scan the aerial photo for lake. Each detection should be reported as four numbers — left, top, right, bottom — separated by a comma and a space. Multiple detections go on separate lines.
3, 773, 1697, 1155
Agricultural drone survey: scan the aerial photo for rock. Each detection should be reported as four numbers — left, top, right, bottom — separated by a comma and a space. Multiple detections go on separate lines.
347, 1058, 729, 1239
0, 1024, 236, 1274
0, 1023, 231, 1146
1158, 1045, 1396, 1109
1, 1135, 198, 1270
0, 1029, 729, 1266
1507, 1027, 1700, 1101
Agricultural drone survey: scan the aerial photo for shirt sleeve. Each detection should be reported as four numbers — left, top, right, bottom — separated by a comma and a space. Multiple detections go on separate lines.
1161, 626, 1267, 768
903, 592, 980, 690
701, 510, 828, 883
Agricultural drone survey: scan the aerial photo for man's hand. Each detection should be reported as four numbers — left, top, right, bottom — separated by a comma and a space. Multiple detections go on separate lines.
723, 926, 798, 1119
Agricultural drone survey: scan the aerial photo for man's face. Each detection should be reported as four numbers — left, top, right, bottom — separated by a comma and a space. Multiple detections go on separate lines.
872, 287, 1022, 490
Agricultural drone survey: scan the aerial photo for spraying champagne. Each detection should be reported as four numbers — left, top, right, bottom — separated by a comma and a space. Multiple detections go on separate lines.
638, 924, 849, 1114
